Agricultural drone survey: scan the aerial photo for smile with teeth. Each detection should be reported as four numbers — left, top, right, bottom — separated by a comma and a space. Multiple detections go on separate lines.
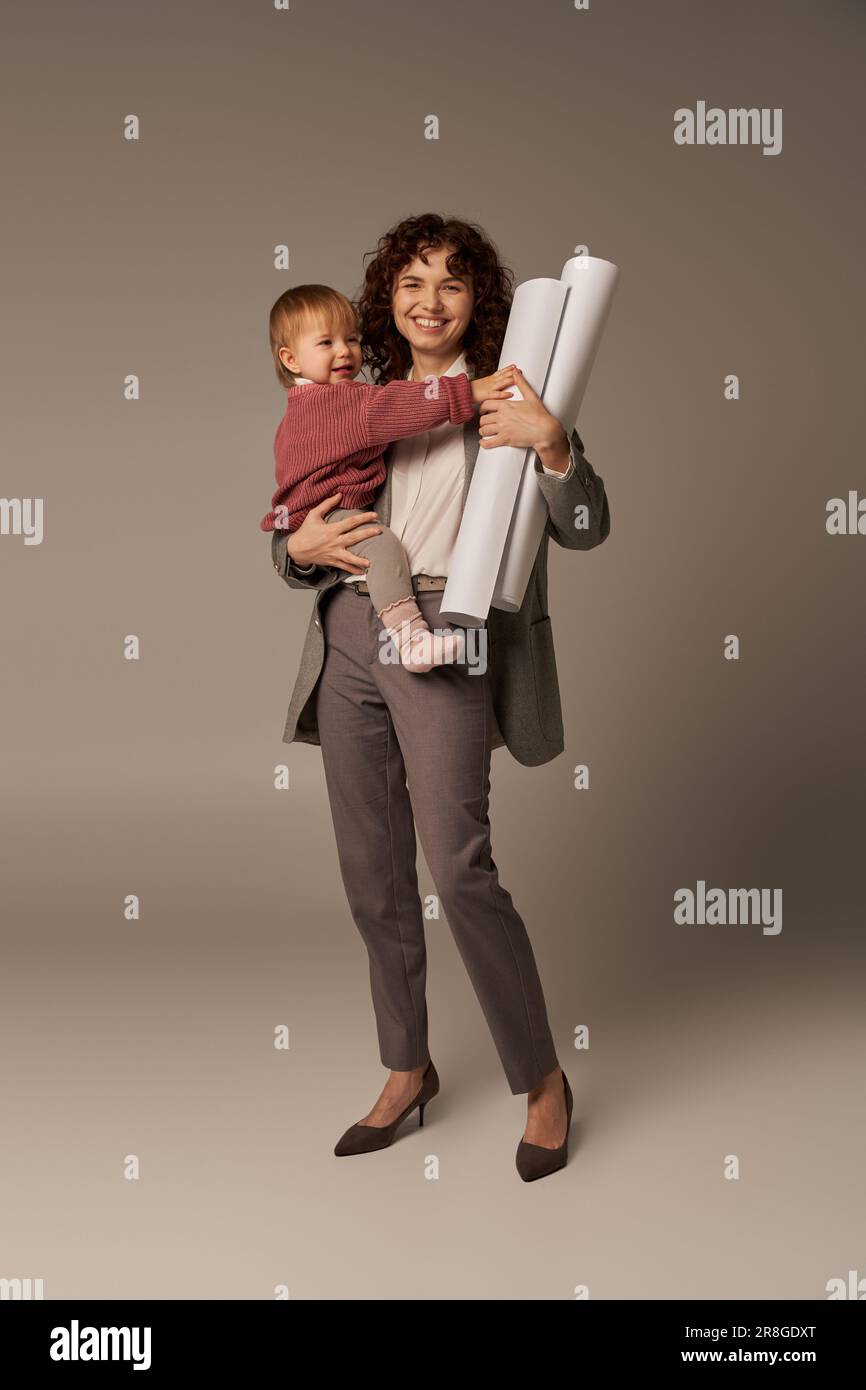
413, 317, 448, 330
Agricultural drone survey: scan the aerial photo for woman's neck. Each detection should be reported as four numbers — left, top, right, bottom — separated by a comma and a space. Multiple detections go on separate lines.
407, 345, 465, 382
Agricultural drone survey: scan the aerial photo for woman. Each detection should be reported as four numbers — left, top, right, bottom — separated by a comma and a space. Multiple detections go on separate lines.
269, 214, 611, 1181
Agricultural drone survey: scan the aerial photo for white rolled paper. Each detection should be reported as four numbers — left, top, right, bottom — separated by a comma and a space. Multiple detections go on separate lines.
439, 254, 619, 626
493, 256, 619, 611
437, 278, 568, 627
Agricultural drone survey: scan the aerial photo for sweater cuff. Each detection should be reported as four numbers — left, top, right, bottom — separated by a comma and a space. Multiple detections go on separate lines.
447, 372, 476, 424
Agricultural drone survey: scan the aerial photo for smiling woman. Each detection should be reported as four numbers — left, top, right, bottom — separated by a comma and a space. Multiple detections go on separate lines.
269, 211, 611, 1180
358, 214, 513, 387
394, 264, 472, 358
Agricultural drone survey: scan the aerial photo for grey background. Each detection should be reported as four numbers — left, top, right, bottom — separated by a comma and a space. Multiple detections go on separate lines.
1, 0, 863, 1299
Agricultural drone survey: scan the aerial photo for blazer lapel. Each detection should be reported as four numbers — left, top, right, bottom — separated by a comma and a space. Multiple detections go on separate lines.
373, 469, 392, 527
461, 418, 480, 508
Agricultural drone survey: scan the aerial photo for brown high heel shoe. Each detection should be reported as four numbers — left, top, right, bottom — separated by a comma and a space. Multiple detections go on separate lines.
334, 1060, 440, 1156
515, 1068, 573, 1181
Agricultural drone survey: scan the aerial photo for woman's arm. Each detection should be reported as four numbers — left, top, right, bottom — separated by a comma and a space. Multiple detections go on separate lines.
535, 429, 611, 551
477, 368, 611, 552
271, 527, 338, 591
269, 492, 383, 592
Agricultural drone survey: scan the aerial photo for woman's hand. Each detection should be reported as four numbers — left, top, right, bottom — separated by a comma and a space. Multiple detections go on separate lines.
478, 366, 567, 455
284, 493, 383, 574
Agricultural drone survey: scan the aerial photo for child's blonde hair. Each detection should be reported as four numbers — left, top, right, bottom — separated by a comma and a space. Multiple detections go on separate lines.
269, 284, 359, 389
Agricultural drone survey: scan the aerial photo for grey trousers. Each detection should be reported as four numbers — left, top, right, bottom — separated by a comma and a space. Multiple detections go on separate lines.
314, 583, 560, 1095
324, 507, 415, 613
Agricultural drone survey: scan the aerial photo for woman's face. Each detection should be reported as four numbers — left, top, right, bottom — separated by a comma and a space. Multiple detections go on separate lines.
391, 245, 474, 361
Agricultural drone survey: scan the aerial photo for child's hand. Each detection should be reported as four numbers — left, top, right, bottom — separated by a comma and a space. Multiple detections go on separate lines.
470, 364, 520, 406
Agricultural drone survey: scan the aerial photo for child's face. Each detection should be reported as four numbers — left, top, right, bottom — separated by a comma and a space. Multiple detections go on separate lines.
279, 317, 363, 385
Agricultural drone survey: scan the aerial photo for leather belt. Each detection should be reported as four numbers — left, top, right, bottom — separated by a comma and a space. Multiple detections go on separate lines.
350, 574, 447, 597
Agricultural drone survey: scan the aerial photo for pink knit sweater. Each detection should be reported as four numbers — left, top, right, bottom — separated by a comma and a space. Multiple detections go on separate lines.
260, 373, 475, 533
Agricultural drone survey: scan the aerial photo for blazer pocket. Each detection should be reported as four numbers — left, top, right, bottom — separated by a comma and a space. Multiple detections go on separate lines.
529, 615, 564, 744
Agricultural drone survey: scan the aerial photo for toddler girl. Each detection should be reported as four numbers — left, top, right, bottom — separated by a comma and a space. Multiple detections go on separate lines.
260, 284, 517, 671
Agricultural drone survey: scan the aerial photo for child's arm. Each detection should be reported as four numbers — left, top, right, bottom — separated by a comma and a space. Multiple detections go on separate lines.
298, 374, 471, 457
362, 366, 520, 450
314, 366, 515, 455
360, 374, 474, 449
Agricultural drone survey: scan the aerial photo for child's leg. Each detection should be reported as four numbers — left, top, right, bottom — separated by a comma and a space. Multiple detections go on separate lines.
327, 508, 462, 673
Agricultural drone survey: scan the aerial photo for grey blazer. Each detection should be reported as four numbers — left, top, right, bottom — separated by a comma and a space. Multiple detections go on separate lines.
269, 424, 610, 767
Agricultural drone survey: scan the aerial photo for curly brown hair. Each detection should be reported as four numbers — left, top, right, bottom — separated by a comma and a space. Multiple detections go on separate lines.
356, 213, 514, 384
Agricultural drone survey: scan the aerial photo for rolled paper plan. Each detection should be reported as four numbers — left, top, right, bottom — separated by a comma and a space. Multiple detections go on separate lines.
438, 255, 619, 626
438, 278, 569, 627
493, 255, 619, 612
